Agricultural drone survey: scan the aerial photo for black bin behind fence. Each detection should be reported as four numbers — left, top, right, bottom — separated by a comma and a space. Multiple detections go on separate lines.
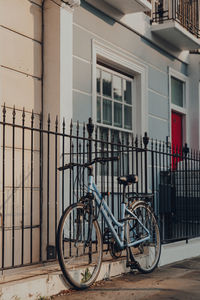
1, 106, 200, 271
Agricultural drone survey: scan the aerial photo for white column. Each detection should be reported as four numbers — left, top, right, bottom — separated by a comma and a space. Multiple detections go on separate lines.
43, 0, 80, 257
60, 1, 80, 132
43, 0, 80, 128
59, 1, 80, 213
60, 6, 73, 131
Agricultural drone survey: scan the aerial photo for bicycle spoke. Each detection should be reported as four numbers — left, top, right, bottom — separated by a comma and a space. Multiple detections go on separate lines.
128, 201, 161, 273
57, 203, 102, 289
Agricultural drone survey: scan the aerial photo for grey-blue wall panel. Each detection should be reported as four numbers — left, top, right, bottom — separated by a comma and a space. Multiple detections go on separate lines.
73, 57, 92, 94
74, 4, 187, 74
73, 90, 92, 122
148, 67, 168, 97
149, 116, 168, 140
149, 90, 168, 120
73, 24, 92, 62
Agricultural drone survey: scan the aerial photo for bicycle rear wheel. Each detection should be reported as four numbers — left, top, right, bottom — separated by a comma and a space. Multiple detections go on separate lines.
57, 202, 102, 289
128, 201, 161, 273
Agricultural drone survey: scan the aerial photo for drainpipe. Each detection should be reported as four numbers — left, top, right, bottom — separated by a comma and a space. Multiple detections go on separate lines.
41, 0, 45, 120
39, 0, 45, 262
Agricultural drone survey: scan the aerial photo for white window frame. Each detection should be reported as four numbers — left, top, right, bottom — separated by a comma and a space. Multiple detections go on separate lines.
96, 64, 134, 131
169, 67, 189, 146
92, 39, 148, 136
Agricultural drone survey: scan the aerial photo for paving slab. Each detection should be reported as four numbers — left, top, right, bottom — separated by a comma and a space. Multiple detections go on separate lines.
0, 240, 200, 300
52, 256, 200, 300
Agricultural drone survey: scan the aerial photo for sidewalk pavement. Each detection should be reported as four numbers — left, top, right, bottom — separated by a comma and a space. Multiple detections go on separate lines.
52, 256, 200, 300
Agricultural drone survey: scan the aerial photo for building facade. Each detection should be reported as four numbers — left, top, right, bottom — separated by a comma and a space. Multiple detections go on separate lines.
1, 0, 200, 146
71, 0, 200, 149
0, 0, 200, 277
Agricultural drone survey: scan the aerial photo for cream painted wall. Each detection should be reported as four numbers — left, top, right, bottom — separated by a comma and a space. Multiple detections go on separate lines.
43, 0, 60, 122
0, 0, 78, 268
0, 0, 42, 115
0, 0, 43, 268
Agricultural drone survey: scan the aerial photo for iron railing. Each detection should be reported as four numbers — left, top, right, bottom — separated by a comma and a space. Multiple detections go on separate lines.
152, 0, 200, 38
0, 105, 200, 271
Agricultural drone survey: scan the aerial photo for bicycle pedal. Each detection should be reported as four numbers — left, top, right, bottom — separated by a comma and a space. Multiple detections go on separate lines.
126, 261, 139, 269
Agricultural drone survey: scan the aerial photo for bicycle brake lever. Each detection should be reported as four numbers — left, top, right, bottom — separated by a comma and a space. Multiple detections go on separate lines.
58, 163, 74, 171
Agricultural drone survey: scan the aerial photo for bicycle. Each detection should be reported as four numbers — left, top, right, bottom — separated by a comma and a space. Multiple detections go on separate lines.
57, 156, 161, 290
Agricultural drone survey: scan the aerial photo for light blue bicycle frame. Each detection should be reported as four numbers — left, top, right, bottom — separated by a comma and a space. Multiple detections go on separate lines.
88, 175, 150, 249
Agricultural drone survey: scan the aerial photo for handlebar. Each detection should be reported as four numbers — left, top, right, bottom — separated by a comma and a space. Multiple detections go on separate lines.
58, 156, 119, 171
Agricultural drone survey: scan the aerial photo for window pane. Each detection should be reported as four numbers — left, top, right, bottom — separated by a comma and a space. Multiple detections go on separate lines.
114, 102, 122, 128
96, 69, 101, 94
97, 96, 101, 123
124, 80, 132, 104
111, 130, 120, 176
100, 127, 109, 142
99, 127, 109, 176
122, 132, 129, 175
124, 106, 132, 129
113, 75, 122, 101
171, 77, 183, 107
103, 99, 112, 125
102, 71, 112, 97
111, 129, 120, 144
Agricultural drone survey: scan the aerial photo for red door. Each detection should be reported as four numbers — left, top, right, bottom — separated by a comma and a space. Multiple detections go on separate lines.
171, 111, 183, 169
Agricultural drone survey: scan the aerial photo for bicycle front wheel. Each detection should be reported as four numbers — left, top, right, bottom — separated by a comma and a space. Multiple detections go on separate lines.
128, 201, 161, 273
57, 202, 102, 289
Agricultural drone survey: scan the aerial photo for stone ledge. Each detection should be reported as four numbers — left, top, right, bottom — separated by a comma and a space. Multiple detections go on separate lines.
1, 237, 200, 299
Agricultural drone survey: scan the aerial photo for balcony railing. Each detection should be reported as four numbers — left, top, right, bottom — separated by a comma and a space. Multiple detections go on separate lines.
152, 0, 200, 38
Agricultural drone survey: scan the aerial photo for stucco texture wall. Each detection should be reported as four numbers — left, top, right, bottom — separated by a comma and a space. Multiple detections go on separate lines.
0, 0, 42, 268
0, 0, 42, 116
72, 2, 188, 141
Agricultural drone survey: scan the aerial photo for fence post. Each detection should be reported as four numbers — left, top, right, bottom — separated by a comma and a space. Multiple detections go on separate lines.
2, 104, 6, 271
12, 106, 16, 267
151, 139, 155, 212
183, 143, 189, 243
39, 112, 43, 262
87, 118, 94, 163
143, 132, 149, 194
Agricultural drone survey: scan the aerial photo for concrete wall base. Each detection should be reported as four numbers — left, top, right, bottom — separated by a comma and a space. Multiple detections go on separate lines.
0, 237, 200, 300
159, 237, 200, 266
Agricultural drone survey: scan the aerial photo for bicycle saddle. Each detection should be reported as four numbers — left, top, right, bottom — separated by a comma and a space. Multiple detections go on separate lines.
117, 175, 138, 185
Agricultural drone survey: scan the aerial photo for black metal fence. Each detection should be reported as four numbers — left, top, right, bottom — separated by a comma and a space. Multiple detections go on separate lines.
152, 0, 200, 38
1, 105, 200, 271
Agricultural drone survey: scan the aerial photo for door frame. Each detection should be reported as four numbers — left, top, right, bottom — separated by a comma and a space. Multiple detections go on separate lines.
168, 67, 189, 147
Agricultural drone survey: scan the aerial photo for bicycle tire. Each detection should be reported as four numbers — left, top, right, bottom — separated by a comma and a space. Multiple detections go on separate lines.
57, 202, 103, 289
127, 201, 161, 273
